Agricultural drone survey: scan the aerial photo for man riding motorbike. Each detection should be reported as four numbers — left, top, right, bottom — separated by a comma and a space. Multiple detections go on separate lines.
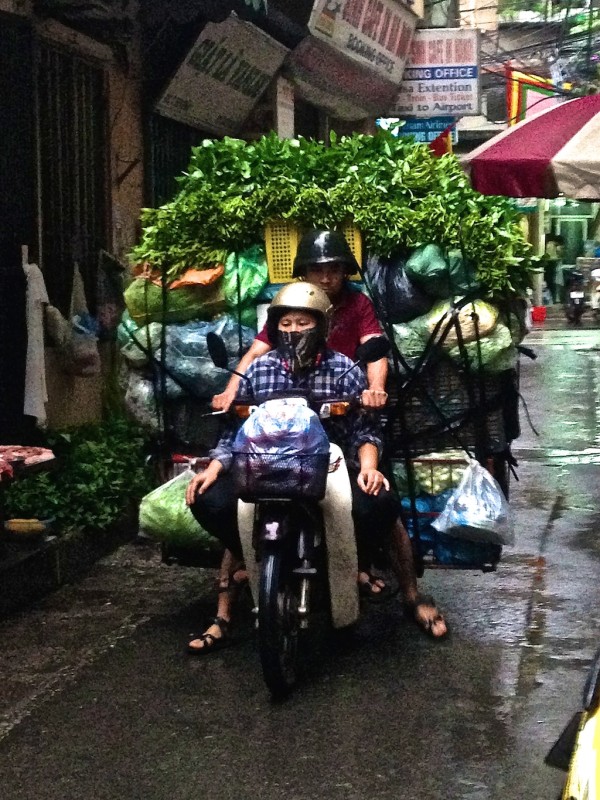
212, 229, 389, 412
185, 283, 447, 654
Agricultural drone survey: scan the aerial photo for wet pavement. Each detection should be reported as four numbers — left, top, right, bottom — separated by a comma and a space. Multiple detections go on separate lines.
1, 327, 600, 800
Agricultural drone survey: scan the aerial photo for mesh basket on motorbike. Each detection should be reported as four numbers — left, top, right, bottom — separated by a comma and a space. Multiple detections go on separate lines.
232, 451, 330, 502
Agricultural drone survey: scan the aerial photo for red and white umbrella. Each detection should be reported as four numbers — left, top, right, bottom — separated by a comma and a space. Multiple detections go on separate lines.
463, 94, 600, 200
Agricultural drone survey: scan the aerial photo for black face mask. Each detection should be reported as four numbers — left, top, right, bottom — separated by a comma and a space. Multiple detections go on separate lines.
276, 328, 323, 372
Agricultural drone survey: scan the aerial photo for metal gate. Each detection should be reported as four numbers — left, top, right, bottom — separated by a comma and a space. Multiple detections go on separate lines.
36, 41, 107, 314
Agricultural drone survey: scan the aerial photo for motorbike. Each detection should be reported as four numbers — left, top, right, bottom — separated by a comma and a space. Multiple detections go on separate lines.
545, 645, 600, 799
565, 270, 586, 324
206, 332, 390, 699
590, 267, 600, 320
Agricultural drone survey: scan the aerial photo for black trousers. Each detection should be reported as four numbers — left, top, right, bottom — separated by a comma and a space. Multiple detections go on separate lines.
190, 471, 401, 570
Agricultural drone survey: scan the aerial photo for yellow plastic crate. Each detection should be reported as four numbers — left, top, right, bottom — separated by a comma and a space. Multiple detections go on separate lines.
264, 221, 362, 284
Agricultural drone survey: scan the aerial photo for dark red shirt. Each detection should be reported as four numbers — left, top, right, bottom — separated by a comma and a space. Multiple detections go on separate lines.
256, 288, 382, 359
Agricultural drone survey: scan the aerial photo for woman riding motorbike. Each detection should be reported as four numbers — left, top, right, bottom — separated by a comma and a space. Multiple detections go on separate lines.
185, 283, 447, 654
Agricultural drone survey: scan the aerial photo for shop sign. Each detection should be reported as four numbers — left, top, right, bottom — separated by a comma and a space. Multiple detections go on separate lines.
285, 36, 399, 120
308, 0, 418, 85
391, 28, 480, 117
155, 14, 288, 135
378, 115, 458, 144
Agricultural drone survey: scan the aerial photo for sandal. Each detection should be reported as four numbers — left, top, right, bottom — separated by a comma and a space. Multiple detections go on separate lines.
404, 594, 448, 639
358, 572, 394, 604
187, 616, 231, 656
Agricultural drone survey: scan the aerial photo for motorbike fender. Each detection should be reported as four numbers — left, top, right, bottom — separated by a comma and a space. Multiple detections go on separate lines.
238, 499, 259, 607
321, 443, 359, 629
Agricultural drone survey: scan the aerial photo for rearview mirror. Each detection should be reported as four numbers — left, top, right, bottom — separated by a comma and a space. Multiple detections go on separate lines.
355, 336, 390, 364
206, 332, 229, 370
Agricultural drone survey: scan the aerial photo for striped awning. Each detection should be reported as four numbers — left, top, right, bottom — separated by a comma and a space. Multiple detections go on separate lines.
463, 94, 600, 200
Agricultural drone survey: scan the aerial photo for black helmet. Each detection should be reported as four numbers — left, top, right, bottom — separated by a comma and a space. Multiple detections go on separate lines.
292, 229, 359, 278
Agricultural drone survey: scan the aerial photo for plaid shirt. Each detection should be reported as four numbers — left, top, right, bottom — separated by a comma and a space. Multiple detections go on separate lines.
210, 349, 382, 471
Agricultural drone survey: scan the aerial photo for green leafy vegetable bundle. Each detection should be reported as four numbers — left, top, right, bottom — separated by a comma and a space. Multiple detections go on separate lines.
131, 130, 534, 297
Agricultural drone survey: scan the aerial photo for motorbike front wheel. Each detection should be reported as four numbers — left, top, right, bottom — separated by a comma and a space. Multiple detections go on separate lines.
258, 545, 300, 700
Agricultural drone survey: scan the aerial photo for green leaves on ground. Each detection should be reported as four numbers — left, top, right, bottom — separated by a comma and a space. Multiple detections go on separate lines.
4, 416, 153, 532
131, 130, 534, 297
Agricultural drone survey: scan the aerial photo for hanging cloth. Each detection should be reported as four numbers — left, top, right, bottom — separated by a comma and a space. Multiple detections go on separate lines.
23, 260, 49, 426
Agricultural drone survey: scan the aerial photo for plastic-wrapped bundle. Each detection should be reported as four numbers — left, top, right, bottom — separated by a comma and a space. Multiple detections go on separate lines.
139, 470, 220, 550
124, 372, 160, 431
365, 254, 433, 323
162, 315, 256, 398
232, 398, 330, 500
425, 298, 499, 348
223, 245, 269, 308
405, 244, 451, 298
124, 278, 225, 325
392, 317, 429, 359
120, 322, 162, 367
392, 451, 468, 496
400, 490, 502, 568
405, 244, 480, 299
432, 458, 514, 546
447, 322, 518, 373
118, 313, 256, 399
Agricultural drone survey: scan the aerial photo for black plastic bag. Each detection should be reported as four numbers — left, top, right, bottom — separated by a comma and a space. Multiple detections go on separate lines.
365, 254, 433, 324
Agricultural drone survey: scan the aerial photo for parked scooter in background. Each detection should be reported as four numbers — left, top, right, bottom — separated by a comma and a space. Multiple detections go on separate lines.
565, 270, 586, 324
590, 268, 600, 320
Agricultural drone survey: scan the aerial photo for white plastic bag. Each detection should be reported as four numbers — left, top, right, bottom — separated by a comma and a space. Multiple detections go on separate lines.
432, 458, 514, 546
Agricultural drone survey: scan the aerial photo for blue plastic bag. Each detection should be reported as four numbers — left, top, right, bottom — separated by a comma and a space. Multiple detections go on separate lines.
234, 398, 329, 456
232, 398, 330, 499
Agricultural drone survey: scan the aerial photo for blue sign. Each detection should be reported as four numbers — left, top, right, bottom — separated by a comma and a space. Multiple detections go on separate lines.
377, 116, 458, 144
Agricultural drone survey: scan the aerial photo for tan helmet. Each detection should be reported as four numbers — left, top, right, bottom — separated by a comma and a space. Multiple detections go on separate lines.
266, 283, 332, 345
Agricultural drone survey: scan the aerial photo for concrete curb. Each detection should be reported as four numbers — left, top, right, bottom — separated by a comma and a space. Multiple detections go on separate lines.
0, 519, 137, 619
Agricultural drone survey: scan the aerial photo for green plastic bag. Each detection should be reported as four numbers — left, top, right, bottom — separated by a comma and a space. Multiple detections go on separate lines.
392, 318, 429, 359
124, 279, 225, 326
405, 244, 451, 298
447, 249, 480, 296
117, 310, 139, 347
223, 245, 268, 309
139, 470, 221, 549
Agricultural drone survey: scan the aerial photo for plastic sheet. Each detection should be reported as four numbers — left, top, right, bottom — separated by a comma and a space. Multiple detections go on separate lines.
432, 458, 514, 545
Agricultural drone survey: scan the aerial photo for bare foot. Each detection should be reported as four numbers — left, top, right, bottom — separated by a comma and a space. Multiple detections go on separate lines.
405, 595, 448, 639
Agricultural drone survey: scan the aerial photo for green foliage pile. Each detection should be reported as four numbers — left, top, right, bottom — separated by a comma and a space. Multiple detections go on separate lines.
4, 417, 153, 532
131, 130, 534, 297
